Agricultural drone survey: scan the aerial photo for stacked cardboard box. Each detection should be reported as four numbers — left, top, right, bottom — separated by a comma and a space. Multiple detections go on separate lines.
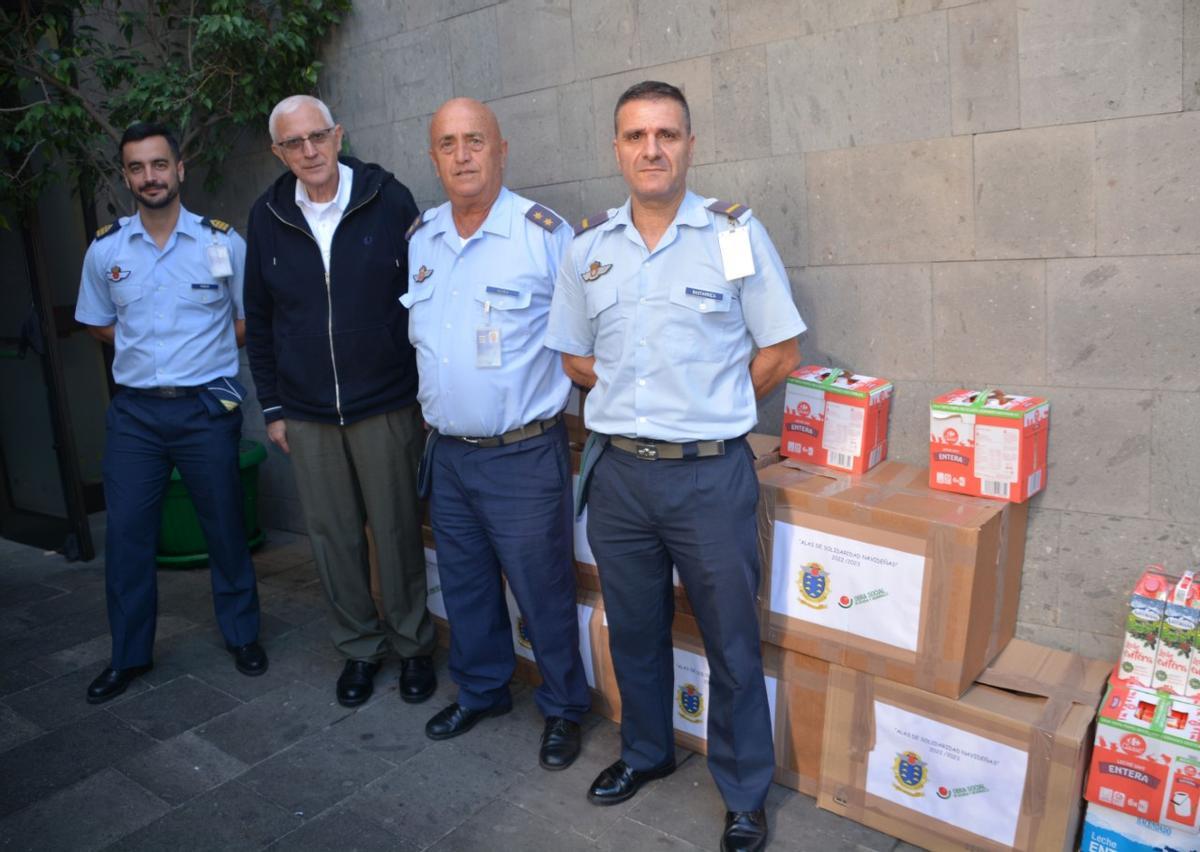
421, 426, 1105, 850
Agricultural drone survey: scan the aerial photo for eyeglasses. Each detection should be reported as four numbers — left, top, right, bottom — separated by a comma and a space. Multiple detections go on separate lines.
276, 127, 336, 152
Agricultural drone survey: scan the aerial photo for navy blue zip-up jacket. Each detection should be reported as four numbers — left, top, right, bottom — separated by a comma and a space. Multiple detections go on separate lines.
244, 157, 420, 426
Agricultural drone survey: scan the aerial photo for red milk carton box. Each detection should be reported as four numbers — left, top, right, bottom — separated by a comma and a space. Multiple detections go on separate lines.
929, 388, 1049, 502
1120, 569, 1171, 690
780, 366, 892, 474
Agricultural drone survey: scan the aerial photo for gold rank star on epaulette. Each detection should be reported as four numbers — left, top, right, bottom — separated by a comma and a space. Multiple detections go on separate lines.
573, 210, 611, 236
406, 212, 428, 241
525, 204, 561, 232
705, 199, 749, 222
201, 217, 232, 233
94, 221, 121, 241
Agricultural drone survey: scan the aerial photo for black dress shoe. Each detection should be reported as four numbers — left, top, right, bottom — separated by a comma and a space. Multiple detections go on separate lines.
587, 758, 676, 806
227, 641, 269, 677
424, 701, 511, 740
86, 664, 152, 705
721, 809, 768, 852
399, 655, 436, 704
539, 716, 581, 770
337, 659, 382, 707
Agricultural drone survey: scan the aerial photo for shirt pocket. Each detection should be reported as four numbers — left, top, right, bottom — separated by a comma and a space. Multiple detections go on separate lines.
665, 282, 737, 363
110, 285, 144, 310
473, 280, 535, 351
176, 280, 228, 309
584, 280, 621, 363
400, 283, 435, 343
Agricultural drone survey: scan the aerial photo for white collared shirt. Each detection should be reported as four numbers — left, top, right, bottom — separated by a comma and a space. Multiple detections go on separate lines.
295, 162, 353, 273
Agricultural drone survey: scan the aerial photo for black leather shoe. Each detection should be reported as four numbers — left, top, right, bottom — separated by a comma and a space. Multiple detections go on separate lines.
399, 655, 436, 704
587, 758, 676, 806
721, 809, 768, 852
337, 659, 381, 707
86, 664, 152, 705
227, 641, 269, 677
539, 716, 581, 770
424, 701, 511, 740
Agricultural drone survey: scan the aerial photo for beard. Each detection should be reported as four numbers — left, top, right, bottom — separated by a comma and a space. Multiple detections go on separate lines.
132, 180, 180, 210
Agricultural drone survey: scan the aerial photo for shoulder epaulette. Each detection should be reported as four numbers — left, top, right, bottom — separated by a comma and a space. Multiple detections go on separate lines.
705, 199, 751, 222
525, 203, 562, 233
405, 211, 428, 241
573, 210, 611, 237
94, 221, 121, 241
201, 217, 233, 234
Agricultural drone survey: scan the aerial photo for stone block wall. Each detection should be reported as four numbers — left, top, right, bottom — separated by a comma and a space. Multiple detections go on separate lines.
195, 0, 1200, 660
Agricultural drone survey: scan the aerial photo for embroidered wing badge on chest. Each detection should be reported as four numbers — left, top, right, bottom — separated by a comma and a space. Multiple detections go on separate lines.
581, 260, 612, 282
108, 266, 132, 282
413, 265, 433, 283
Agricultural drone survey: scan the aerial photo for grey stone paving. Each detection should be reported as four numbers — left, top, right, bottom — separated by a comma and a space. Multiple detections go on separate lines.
0, 530, 911, 851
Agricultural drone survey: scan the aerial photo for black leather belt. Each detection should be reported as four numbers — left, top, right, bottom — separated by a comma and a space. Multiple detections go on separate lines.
608, 435, 727, 461
451, 414, 562, 448
118, 385, 205, 398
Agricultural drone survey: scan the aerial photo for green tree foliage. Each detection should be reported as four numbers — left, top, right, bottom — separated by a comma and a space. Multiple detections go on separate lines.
0, 0, 351, 225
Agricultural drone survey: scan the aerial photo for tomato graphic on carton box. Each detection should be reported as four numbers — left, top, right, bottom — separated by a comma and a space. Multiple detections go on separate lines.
929, 388, 1049, 502
781, 366, 893, 475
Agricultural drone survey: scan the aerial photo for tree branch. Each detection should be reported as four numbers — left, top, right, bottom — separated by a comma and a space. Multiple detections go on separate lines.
11, 59, 122, 144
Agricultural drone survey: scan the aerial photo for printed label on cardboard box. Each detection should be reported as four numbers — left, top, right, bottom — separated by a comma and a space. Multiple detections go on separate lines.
671, 646, 776, 741
823, 401, 865, 457
865, 701, 1029, 848
425, 546, 446, 620
974, 424, 1020, 483
769, 520, 926, 652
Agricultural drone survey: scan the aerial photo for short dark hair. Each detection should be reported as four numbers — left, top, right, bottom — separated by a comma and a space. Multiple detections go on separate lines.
119, 122, 181, 163
613, 80, 691, 135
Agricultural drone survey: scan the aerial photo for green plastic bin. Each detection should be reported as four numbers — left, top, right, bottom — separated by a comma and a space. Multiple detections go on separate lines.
156, 439, 268, 567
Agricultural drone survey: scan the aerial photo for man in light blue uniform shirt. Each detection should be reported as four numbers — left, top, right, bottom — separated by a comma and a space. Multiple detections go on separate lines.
75, 122, 265, 705
546, 82, 804, 852
405, 98, 590, 769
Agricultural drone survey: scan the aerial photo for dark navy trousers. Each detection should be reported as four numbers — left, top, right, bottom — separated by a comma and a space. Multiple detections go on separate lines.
103, 392, 260, 668
586, 437, 775, 812
430, 422, 590, 721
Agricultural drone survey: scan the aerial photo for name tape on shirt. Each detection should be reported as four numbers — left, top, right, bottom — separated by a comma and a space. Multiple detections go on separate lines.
685, 287, 724, 301
485, 285, 521, 298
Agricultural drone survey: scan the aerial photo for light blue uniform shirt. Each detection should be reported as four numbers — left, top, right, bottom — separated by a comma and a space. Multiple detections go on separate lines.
75, 205, 246, 388
545, 191, 806, 442
402, 187, 573, 437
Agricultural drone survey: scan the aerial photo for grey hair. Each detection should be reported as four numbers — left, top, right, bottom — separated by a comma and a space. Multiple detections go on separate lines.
268, 95, 335, 142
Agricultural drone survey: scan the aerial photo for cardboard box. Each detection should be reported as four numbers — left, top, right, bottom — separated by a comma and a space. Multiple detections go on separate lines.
747, 432, 783, 470
929, 388, 1049, 502
757, 459, 1028, 698
1086, 675, 1200, 832
593, 608, 830, 796
818, 640, 1110, 851
1081, 801, 1200, 851
782, 366, 893, 474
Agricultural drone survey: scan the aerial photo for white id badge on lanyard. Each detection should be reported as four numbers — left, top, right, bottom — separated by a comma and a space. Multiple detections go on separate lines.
476, 300, 502, 368
207, 243, 234, 278
717, 225, 755, 281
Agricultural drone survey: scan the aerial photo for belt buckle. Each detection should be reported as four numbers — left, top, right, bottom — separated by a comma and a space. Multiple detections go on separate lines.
635, 441, 658, 460
460, 436, 482, 445
160, 386, 181, 398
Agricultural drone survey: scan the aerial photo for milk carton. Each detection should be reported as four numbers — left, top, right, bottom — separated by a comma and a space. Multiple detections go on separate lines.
1156, 572, 1200, 695
781, 366, 892, 474
1119, 569, 1171, 689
